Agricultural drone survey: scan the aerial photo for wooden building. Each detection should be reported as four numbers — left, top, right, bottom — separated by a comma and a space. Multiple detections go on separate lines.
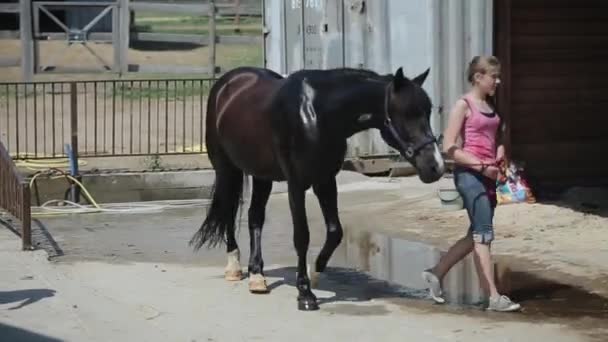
495, 0, 608, 191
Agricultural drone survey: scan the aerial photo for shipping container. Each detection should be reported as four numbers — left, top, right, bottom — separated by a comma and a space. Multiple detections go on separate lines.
263, 0, 493, 158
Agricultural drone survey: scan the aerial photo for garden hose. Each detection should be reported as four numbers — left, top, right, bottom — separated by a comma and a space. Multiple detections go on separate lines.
28, 170, 209, 217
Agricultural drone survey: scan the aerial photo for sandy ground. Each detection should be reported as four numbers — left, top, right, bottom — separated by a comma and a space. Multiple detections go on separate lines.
1, 172, 608, 341
339, 177, 608, 290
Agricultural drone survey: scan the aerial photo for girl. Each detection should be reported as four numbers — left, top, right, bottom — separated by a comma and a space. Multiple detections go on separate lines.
422, 56, 520, 312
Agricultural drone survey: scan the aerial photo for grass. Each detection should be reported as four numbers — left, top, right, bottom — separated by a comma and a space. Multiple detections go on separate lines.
134, 26, 261, 36
133, 13, 262, 36
0, 79, 216, 100
107, 80, 215, 100
135, 12, 261, 25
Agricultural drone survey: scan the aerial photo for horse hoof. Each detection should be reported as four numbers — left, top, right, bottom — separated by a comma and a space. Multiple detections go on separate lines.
225, 249, 242, 281
225, 270, 243, 281
298, 299, 319, 311
249, 274, 269, 294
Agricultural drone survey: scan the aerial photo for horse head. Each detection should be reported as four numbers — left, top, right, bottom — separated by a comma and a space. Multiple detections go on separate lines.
380, 67, 445, 183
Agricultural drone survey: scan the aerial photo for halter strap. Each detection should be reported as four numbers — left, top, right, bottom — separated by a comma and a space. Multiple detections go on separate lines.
383, 84, 437, 158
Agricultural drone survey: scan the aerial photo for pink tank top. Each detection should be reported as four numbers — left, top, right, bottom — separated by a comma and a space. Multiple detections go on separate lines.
461, 95, 500, 163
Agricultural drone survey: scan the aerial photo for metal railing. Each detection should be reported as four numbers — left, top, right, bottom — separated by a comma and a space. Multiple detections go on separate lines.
0, 78, 215, 159
0, 141, 32, 250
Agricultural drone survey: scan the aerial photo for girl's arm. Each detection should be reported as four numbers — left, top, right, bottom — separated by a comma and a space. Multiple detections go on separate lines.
495, 120, 506, 162
443, 99, 489, 172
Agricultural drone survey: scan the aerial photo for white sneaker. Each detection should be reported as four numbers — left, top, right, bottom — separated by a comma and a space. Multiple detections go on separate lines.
422, 269, 445, 304
487, 295, 521, 312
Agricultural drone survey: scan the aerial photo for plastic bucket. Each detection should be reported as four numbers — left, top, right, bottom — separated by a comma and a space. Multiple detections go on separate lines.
437, 187, 463, 210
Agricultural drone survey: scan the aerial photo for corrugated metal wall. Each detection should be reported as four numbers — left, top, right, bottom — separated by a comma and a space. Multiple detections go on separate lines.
263, 0, 494, 158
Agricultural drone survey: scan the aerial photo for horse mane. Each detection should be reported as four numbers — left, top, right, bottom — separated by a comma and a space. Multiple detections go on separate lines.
289, 67, 392, 84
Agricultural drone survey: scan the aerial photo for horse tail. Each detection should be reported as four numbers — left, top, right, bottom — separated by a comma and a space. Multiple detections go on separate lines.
190, 73, 245, 250
189, 164, 244, 250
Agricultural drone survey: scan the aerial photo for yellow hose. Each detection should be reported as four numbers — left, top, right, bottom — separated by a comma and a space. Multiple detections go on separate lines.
15, 157, 88, 172
20, 144, 207, 217
63, 174, 100, 209
28, 171, 98, 217
168, 144, 207, 153
29, 171, 209, 217
14, 143, 206, 172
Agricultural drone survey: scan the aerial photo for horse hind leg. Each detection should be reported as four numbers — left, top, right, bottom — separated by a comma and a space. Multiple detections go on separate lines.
189, 159, 245, 282
288, 182, 319, 311
225, 248, 243, 281
224, 170, 246, 281
247, 177, 273, 293
310, 177, 343, 289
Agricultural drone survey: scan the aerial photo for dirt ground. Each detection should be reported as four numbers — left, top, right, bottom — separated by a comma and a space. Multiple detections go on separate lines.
0, 39, 262, 83
337, 177, 608, 299
1, 77, 208, 158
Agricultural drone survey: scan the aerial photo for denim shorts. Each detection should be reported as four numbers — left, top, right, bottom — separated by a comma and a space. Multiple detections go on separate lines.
454, 166, 497, 244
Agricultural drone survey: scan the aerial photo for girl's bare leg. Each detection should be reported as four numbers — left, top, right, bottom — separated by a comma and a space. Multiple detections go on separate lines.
431, 233, 474, 279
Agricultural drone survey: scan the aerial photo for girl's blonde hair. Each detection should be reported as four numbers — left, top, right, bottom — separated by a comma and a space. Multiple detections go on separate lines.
467, 56, 501, 84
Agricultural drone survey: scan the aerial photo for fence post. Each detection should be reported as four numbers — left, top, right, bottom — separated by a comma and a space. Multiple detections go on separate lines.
70, 83, 78, 159
119, 0, 130, 74
112, 2, 120, 72
233, 0, 241, 31
21, 183, 32, 250
209, 0, 216, 78
69, 83, 81, 203
20, 0, 34, 82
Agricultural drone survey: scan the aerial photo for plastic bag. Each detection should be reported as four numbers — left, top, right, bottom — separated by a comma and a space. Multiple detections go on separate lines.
496, 160, 536, 205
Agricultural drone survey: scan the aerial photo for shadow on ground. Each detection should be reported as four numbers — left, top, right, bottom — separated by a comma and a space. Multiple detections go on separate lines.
535, 185, 608, 218
0, 323, 63, 342
0, 289, 57, 310
262, 266, 428, 307
505, 270, 608, 320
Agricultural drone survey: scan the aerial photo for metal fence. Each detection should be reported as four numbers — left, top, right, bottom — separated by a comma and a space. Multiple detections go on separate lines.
0, 78, 215, 159
0, 141, 32, 250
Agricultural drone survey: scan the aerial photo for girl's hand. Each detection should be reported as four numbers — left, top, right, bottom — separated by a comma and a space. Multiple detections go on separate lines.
482, 165, 500, 180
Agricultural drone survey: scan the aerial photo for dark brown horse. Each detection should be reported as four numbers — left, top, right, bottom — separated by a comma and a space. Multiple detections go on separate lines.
190, 66, 445, 311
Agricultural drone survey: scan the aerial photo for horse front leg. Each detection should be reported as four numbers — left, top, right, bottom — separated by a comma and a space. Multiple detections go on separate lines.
287, 182, 318, 311
310, 177, 343, 288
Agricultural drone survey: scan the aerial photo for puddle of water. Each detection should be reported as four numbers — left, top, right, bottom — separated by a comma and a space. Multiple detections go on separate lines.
334, 229, 487, 305
333, 228, 608, 321
504, 269, 608, 320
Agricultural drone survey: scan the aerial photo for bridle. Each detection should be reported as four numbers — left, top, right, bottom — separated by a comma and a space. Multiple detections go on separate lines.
383, 84, 438, 159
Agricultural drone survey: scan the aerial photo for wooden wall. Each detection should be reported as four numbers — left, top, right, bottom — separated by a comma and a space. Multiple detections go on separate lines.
495, 0, 608, 190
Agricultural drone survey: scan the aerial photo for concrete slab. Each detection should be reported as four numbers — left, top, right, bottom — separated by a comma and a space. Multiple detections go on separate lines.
2, 172, 607, 341
29, 170, 216, 205
0, 229, 594, 342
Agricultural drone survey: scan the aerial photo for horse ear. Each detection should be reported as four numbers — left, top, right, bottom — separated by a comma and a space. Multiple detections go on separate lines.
412, 67, 430, 86
393, 67, 406, 91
